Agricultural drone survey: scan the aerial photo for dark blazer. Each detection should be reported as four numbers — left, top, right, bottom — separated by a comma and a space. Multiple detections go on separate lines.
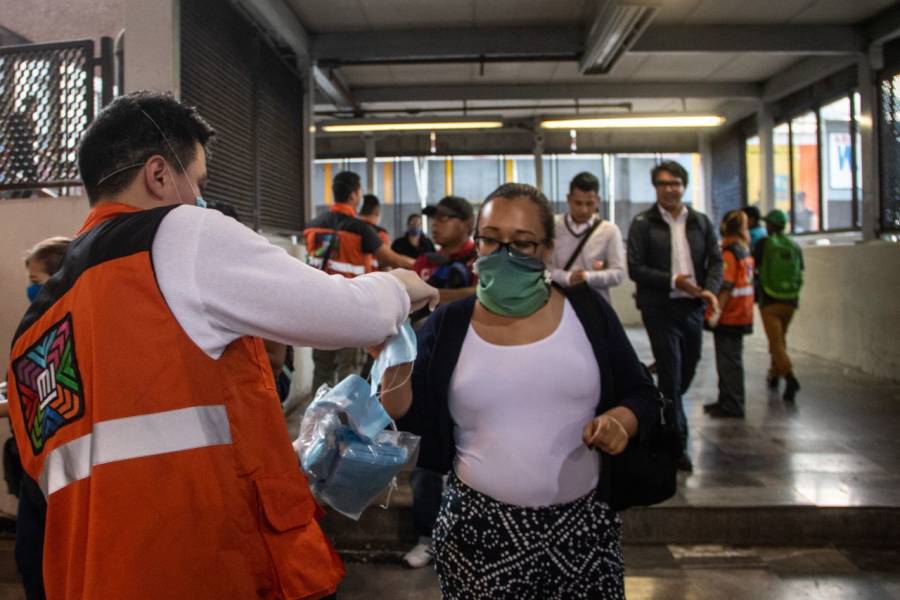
627, 204, 723, 310
397, 284, 660, 498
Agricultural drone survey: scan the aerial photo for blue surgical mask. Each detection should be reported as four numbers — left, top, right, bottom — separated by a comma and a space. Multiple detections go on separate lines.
195, 195, 208, 209
407, 227, 421, 237
26, 283, 42, 303
370, 321, 417, 396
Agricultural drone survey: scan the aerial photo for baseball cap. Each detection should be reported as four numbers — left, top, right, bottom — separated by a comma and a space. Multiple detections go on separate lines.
422, 196, 473, 220
764, 209, 788, 229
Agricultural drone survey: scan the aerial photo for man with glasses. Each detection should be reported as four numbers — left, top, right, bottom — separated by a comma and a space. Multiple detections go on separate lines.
627, 160, 722, 472
403, 195, 477, 569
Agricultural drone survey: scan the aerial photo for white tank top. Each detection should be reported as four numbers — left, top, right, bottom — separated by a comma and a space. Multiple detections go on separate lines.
449, 299, 601, 507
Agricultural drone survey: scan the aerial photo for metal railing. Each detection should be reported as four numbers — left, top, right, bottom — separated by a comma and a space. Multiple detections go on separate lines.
0, 37, 114, 195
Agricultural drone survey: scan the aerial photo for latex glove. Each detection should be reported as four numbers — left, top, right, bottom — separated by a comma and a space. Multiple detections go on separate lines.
389, 269, 439, 313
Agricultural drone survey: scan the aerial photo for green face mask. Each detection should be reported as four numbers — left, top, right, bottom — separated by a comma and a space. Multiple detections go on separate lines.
475, 250, 550, 317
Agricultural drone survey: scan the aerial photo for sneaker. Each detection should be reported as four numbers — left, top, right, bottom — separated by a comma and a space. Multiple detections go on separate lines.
783, 374, 800, 403
403, 538, 434, 569
767, 375, 780, 390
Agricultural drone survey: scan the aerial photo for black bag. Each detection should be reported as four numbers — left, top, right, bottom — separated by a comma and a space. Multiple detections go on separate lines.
567, 284, 681, 511
606, 381, 682, 511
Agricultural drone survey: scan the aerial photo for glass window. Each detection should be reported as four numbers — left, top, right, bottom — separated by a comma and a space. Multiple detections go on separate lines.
820, 97, 854, 230
452, 156, 501, 205
790, 112, 820, 233
773, 123, 792, 223
745, 135, 762, 210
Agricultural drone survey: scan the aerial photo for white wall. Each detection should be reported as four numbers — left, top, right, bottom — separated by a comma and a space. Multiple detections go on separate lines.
611, 241, 900, 382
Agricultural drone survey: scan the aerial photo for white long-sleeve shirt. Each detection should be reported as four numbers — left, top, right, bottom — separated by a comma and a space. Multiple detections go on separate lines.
549, 214, 626, 304
658, 204, 697, 299
152, 205, 410, 359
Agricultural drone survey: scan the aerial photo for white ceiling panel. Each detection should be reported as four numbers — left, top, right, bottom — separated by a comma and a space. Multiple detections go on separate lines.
684, 0, 818, 24
707, 54, 800, 81
652, 0, 704, 25
630, 53, 739, 81
287, 0, 369, 32
339, 65, 396, 86
788, 0, 896, 24
473, 0, 590, 25
386, 63, 478, 84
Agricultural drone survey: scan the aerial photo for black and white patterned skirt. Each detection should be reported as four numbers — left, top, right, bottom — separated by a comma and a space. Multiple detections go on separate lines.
432, 472, 625, 600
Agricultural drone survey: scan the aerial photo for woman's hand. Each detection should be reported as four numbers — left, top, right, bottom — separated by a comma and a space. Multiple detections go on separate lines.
583, 414, 630, 455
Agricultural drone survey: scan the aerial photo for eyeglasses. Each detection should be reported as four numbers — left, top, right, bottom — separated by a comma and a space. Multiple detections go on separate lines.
474, 235, 544, 257
653, 180, 684, 189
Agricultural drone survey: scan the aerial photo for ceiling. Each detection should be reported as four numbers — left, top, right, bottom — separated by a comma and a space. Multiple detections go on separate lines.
263, 0, 900, 150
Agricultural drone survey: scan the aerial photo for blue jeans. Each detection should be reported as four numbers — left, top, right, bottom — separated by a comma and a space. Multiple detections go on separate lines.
410, 467, 444, 539
641, 300, 705, 454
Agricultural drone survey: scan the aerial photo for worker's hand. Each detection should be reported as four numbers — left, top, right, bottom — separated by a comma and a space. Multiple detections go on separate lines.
700, 290, 719, 315
583, 414, 629, 455
674, 274, 702, 296
569, 269, 588, 285
389, 269, 440, 313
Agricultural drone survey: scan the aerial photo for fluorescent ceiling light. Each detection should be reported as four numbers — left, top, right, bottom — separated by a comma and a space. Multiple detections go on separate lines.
320, 120, 504, 133
541, 115, 725, 129
580, 1, 659, 75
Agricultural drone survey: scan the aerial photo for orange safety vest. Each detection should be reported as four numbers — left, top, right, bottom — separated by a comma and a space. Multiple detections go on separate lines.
6, 202, 344, 600
714, 237, 755, 330
303, 204, 375, 277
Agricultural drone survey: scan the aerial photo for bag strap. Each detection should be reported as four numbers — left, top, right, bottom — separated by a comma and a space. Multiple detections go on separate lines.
563, 217, 603, 271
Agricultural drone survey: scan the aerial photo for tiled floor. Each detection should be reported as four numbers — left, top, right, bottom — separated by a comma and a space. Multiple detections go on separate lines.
337, 545, 900, 600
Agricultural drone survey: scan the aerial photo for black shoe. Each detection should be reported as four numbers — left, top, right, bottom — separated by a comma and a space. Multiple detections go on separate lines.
707, 405, 744, 419
783, 375, 800, 403
677, 455, 693, 473
767, 375, 780, 390
703, 402, 720, 414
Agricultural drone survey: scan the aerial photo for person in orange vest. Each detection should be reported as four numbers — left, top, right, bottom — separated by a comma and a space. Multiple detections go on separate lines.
703, 210, 755, 419
304, 173, 414, 392
5, 90, 438, 600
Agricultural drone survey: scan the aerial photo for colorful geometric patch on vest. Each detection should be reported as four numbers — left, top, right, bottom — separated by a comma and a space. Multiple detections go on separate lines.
12, 313, 85, 455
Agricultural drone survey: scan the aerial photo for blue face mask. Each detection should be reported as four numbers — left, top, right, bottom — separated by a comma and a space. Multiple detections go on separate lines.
195, 195, 208, 209
370, 321, 417, 396
26, 283, 42, 303
407, 227, 421, 237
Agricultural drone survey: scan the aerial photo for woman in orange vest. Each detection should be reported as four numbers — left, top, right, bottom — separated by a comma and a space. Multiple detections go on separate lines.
704, 209, 755, 419
5, 91, 437, 600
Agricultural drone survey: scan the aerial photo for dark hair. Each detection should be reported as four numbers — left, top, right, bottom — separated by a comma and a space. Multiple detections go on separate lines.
360, 193, 380, 216
477, 183, 555, 243
78, 91, 215, 205
569, 171, 600, 195
742, 205, 761, 224
25, 236, 71, 275
406, 213, 421, 225
332, 171, 361, 203
651, 160, 689, 188
720, 209, 748, 244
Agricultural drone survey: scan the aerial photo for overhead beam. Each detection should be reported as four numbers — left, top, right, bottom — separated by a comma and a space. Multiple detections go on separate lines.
866, 2, 900, 46
353, 82, 761, 104
633, 25, 864, 55
762, 56, 857, 102
311, 27, 581, 65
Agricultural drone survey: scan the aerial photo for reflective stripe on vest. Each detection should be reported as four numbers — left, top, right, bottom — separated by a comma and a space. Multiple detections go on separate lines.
40, 405, 232, 496
731, 286, 754, 298
307, 256, 366, 275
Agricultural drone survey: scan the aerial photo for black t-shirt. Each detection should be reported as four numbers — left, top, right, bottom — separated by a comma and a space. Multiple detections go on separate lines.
391, 234, 436, 259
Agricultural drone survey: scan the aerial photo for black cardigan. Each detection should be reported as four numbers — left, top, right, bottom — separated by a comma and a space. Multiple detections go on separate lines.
398, 283, 660, 491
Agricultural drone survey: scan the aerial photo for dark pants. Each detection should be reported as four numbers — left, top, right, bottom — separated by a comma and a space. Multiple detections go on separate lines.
16, 477, 46, 600
410, 467, 443, 539
641, 300, 704, 452
714, 330, 745, 416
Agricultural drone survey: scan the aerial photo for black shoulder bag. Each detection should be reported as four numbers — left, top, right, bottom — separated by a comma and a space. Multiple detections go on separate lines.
563, 218, 603, 271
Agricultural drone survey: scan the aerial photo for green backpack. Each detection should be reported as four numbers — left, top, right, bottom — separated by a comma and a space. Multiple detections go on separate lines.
760, 233, 803, 300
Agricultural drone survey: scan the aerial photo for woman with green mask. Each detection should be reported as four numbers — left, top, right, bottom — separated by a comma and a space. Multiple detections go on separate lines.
379, 183, 659, 600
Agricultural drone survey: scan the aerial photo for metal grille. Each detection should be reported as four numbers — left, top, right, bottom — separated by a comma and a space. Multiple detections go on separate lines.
0, 41, 94, 192
880, 74, 900, 232
181, 0, 305, 233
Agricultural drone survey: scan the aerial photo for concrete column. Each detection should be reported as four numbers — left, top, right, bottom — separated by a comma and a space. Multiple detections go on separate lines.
698, 133, 713, 215
364, 135, 376, 193
858, 52, 882, 241
124, 0, 180, 95
301, 66, 316, 225
757, 103, 776, 213
533, 132, 545, 192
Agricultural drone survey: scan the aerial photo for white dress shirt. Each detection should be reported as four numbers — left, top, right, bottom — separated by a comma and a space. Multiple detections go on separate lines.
658, 204, 697, 299
549, 214, 626, 304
